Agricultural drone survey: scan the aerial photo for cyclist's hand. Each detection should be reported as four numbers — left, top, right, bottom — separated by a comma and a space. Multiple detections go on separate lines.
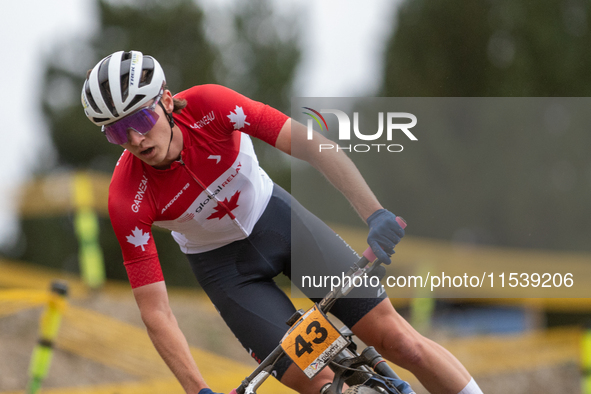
391, 378, 415, 394
366, 209, 405, 265
199, 388, 235, 394
369, 376, 415, 394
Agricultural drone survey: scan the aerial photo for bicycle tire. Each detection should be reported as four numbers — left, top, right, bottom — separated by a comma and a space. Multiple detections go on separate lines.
344, 384, 382, 394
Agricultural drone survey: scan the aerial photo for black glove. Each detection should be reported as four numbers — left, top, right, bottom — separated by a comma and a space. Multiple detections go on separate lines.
366, 209, 405, 265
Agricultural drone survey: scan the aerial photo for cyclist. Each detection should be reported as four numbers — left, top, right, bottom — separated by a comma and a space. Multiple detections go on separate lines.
81, 51, 483, 394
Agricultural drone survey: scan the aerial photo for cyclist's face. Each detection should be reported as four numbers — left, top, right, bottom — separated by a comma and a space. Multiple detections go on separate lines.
121, 91, 179, 168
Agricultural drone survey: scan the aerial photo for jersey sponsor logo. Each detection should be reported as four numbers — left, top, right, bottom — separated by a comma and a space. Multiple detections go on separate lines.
227, 106, 250, 130
208, 155, 221, 164
189, 111, 215, 129
196, 185, 222, 213
131, 174, 149, 213
177, 213, 195, 223
161, 182, 190, 214
195, 163, 242, 214
207, 191, 240, 220
126, 227, 150, 251
221, 162, 242, 187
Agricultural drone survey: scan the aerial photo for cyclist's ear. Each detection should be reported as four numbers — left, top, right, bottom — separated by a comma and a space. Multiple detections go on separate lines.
160, 89, 174, 114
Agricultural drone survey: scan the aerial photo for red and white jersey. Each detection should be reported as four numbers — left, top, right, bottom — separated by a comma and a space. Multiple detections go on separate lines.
108, 85, 289, 288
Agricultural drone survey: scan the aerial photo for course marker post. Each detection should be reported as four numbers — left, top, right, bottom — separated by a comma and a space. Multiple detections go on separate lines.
582, 321, 591, 394
26, 281, 69, 394
72, 171, 105, 289
410, 261, 435, 334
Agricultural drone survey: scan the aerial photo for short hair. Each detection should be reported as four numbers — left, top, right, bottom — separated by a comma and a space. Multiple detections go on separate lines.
172, 96, 187, 114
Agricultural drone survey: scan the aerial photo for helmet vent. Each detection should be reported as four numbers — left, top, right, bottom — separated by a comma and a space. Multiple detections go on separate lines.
119, 54, 132, 102
139, 57, 155, 87
97, 56, 119, 117
123, 94, 146, 112
84, 82, 101, 114
121, 73, 129, 102
100, 80, 119, 118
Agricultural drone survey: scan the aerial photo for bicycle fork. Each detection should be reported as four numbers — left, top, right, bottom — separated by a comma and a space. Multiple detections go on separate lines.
322, 346, 407, 394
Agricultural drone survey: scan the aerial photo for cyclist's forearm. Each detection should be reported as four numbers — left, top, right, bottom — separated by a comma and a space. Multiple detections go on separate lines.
308, 147, 382, 222
279, 119, 383, 221
143, 309, 208, 394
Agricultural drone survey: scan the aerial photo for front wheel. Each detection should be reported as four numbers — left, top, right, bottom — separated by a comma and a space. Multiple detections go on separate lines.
344, 381, 414, 394
344, 385, 383, 394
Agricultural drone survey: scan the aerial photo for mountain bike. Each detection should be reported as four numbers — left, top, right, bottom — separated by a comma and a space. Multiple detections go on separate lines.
236, 217, 415, 394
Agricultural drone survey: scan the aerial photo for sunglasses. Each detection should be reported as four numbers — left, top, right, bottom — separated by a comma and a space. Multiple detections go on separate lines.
101, 92, 163, 145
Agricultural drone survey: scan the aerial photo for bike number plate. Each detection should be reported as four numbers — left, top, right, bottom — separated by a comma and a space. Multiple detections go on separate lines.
280, 305, 349, 379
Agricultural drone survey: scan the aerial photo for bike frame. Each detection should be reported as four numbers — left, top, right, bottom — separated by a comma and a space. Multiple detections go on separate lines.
236, 217, 408, 394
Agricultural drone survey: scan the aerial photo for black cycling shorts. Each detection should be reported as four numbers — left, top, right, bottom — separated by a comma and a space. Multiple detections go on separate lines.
186, 184, 386, 380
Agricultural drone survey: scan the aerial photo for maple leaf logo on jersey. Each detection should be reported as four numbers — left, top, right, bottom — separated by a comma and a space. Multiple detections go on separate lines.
126, 227, 150, 251
207, 191, 241, 220
227, 106, 250, 130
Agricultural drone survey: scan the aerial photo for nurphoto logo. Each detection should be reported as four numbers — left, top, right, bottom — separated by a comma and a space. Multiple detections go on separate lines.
302, 107, 418, 153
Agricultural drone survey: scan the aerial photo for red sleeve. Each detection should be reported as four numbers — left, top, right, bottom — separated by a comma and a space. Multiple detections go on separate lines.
175, 85, 289, 146
109, 153, 164, 289
254, 105, 290, 146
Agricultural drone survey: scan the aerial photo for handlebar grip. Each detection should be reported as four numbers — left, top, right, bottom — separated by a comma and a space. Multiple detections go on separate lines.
362, 216, 407, 261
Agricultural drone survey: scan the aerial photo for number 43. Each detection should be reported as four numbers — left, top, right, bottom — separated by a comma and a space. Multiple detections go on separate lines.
295, 321, 328, 357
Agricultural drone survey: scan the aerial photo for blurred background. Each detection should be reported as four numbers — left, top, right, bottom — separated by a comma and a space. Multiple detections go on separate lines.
1, 0, 591, 393
0, 0, 397, 282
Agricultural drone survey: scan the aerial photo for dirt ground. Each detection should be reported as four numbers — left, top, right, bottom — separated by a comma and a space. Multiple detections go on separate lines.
0, 289, 582, 394
0, 287, 258, 392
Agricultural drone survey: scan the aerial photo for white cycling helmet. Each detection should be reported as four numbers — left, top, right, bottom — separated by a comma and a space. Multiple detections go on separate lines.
81, 50, 166, 126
